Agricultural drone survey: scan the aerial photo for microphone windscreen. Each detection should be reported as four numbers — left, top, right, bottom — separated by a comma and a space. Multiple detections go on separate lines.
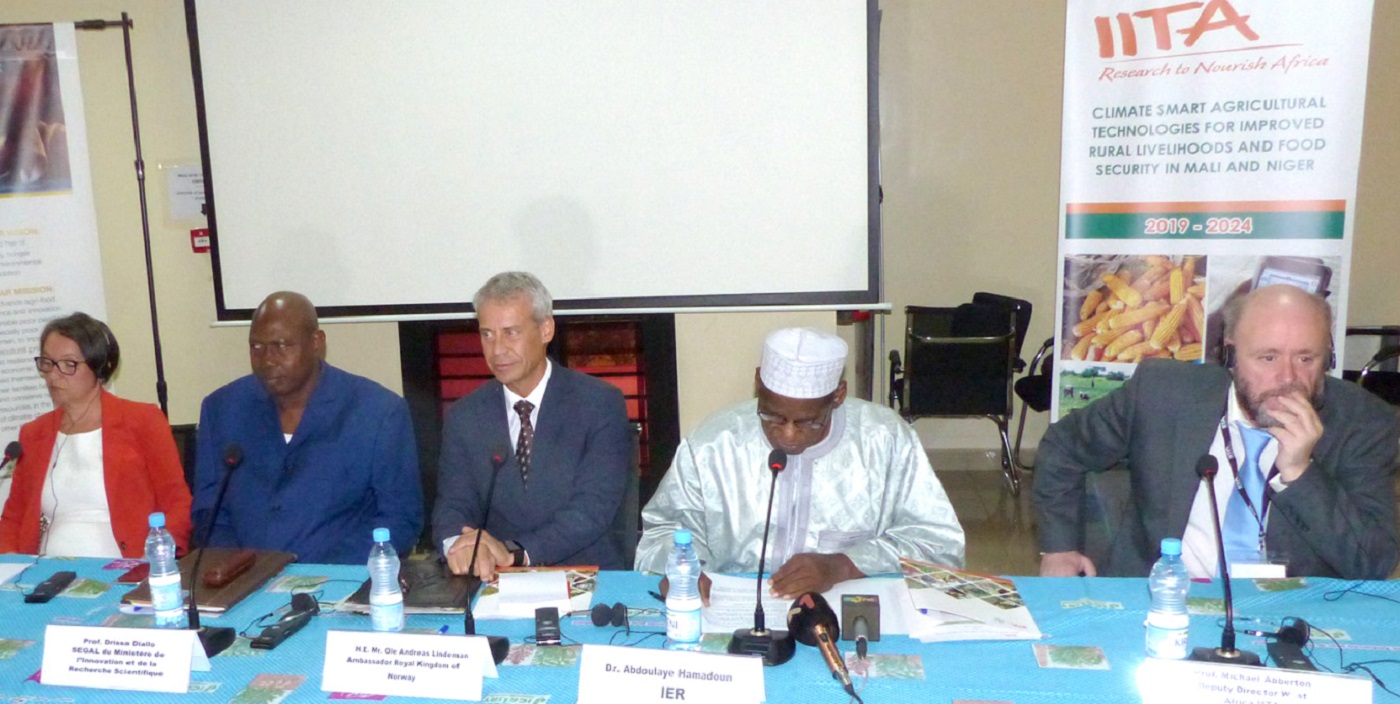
787, 592, 840, 646
223, 443, 244, 469
1195, 454, 1218, 480
4, 441, 22, 460
767, 448, 787, 474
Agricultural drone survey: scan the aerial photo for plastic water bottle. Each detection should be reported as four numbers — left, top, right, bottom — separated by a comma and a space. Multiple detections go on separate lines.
368, 527, 404, 632
1146, 537, 1191, 659
665, 529, 702, 649
145, 512, 185, 629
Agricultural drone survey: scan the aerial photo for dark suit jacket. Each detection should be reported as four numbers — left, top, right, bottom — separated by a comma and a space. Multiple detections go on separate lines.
0, 390, 192, 558
1034, 359, 1399, 579
431, 363, 631, 569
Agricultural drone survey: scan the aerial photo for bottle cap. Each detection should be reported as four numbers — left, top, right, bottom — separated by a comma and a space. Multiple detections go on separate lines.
673, 529, 692, 546
373, 527, 390, 543
148, 512, 166, 528
1160, 538, 1182, 556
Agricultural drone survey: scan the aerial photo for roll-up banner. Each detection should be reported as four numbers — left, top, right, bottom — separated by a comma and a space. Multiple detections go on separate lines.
0, 24, 108, 499
1053, 1, 1373, 418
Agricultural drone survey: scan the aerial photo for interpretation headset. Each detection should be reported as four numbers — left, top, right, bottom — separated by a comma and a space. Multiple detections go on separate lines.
590, 602, 631, 634
93, 319, 120, 381
1219, 343, 1335, 372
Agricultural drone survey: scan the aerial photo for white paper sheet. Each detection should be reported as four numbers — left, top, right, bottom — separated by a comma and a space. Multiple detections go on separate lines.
496, 571, 572, 618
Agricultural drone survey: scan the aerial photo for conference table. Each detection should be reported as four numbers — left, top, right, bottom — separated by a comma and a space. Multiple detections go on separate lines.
1, 556, 1396, 703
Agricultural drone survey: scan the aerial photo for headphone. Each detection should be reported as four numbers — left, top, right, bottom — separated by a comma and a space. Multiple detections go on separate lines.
590, 602, 631, 634
1237, 616, 1310, 645
94, 322, 119, 381
1220, 343, 1335, 372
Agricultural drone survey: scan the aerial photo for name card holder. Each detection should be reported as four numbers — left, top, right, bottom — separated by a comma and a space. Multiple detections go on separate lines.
321, 630, 498, 701
1138, 656, 1370, 704
578, 644, 765, 704
40, 625, 208, 694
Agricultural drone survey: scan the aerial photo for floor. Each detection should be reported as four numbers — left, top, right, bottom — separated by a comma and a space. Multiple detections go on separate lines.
939, 469, 1040, 577
942, 466, 1400, 579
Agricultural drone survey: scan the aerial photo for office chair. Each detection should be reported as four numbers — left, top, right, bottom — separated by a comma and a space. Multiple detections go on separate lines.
889, 294, 1031, 495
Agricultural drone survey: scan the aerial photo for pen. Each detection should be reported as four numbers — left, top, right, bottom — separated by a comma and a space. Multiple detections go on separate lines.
438, 625, 449, 634
648, 590, 665, 604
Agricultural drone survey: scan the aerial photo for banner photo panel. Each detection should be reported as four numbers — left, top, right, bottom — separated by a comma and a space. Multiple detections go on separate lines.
1053, 0, 1374, 419
0, 23, 106, 461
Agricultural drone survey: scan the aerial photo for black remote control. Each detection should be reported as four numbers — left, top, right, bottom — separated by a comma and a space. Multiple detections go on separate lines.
25, 571, 77, 603
250, 610, 315, 650
535, 607, 562, 646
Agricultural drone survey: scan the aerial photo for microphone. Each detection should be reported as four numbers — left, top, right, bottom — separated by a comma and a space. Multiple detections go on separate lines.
1188, 454, 1261, 666
788, 593, 862, 703
727, 449, 796, 666
462, 447, 509, 664
1, 441, 22, 470
851, 616, 870, 660
186, 443, 243, 658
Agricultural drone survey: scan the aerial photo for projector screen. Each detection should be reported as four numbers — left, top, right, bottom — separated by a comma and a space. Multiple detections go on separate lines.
186, 0, 879, 319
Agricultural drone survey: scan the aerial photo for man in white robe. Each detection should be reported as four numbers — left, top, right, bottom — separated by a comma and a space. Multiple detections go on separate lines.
635, 327, 964, 599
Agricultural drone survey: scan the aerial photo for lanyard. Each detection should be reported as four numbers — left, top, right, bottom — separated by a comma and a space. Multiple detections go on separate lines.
1218, 416, 1277, 555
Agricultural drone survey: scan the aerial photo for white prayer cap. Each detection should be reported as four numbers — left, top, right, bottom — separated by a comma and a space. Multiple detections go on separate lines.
760, 328, 847, 399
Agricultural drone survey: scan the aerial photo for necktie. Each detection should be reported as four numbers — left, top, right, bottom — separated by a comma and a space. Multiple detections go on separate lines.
514, 400, 535, 485
1222, 422, 1272, 563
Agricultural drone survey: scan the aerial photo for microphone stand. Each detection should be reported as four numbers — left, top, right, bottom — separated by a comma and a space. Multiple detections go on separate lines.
728, 450, 796, 666
1190, 456, 1261, 665
186, 447, 241, 658
462, 451, 509, 664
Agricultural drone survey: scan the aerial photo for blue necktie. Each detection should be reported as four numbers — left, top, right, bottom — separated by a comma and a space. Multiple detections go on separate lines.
1223, 422, 1272, 562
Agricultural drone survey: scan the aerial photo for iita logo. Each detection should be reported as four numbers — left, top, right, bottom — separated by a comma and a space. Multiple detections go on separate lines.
1094, 0, 1261, 59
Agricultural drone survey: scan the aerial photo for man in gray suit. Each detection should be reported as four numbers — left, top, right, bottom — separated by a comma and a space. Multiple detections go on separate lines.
1035, 284, 1398, 579
432, 272, 632, 580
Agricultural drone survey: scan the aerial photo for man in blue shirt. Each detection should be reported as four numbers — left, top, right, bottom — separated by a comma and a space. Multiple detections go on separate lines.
192, 292, 423, 564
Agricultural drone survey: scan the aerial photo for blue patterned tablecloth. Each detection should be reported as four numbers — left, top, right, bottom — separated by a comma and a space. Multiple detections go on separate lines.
0, 556, 1396, 702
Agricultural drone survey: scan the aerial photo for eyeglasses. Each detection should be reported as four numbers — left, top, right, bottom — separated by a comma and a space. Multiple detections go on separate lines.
756, 402, 834, 432
35, 357, 84, 375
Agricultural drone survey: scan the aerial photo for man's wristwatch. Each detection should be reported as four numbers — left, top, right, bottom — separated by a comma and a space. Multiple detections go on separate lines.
503, 540, 527, 567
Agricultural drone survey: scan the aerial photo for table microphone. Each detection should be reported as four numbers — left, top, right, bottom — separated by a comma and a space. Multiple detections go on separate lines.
1, 441, 21, 471
1189, 454, 1261, 666
727, 449, 796, 666
788, 593, 862, 703
462, 447, 509, 665
186, 443, 243, 658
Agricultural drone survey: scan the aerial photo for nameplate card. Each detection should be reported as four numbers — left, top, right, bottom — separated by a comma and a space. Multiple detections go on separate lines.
40, 625, 206, 693
578, 644, 764, 704
321, 630, 498, 701
1227, 562, 1288, 579
1138, 657, 1371, 704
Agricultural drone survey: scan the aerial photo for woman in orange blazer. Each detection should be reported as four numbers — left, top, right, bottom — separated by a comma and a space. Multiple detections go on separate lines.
0, 313, 191, 558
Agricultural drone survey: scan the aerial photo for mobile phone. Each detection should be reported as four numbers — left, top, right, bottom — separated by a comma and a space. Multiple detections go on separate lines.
1253, 256, 1331, 296
535, 606, 562, 646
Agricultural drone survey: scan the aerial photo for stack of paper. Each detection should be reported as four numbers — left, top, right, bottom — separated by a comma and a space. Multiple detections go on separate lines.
900, 558, 1042, 642
471, 567, 597, 620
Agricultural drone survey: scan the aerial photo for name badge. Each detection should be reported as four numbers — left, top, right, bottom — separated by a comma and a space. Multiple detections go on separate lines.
1138, 656, 1371, 703
578, 644, 764, 704
321, 631, 498, 701
40, 625, 207, 693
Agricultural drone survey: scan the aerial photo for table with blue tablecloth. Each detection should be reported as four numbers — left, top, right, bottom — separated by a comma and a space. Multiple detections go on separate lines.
1, 556, 1397, 702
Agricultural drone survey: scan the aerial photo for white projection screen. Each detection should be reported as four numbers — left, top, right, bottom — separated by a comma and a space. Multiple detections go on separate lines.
186, 0, 880, 319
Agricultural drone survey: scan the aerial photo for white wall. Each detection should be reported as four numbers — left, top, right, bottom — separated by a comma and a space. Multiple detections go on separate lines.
4, 1, 1397, 451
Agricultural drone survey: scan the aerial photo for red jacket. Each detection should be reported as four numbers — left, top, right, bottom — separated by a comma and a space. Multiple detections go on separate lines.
0, 390, 191, 558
